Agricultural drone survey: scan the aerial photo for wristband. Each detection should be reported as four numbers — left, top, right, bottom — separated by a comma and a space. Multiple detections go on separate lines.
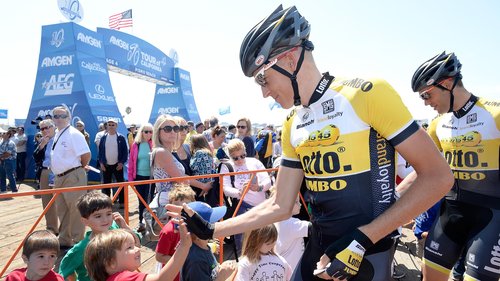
181, 209, 215, 240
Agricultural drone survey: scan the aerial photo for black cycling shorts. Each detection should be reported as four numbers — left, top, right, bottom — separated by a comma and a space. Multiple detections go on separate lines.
423, 199, 500, 280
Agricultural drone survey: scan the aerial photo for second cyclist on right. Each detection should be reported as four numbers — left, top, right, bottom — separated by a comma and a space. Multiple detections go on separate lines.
411, 51, 500, 281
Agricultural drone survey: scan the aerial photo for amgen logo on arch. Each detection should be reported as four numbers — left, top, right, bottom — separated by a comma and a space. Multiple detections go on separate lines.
157, 87, 179, 95
158, 107, 180, 114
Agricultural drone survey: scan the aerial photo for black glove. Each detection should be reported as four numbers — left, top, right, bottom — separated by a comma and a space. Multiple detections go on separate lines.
181, 209, 215, 240
324, 228, 374, 279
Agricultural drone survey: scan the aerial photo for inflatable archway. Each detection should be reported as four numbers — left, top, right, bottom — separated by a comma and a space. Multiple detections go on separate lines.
24, 22, 201, 180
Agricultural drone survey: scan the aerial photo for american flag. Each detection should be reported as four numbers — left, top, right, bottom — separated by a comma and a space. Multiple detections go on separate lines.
109, 9, 133, 30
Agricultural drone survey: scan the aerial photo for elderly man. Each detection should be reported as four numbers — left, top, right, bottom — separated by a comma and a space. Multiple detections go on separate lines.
50, 106, 90, 249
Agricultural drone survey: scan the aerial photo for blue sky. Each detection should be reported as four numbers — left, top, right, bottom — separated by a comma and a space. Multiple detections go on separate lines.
1, 0, 499, 127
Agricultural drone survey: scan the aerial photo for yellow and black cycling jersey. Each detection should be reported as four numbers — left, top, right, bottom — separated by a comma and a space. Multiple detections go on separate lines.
428, 95, 500, 209
281, 75, 419, 236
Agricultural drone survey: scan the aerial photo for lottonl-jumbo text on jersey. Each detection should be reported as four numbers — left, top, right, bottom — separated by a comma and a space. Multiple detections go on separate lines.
428, 95, 500, 209
281, 74, 419, 236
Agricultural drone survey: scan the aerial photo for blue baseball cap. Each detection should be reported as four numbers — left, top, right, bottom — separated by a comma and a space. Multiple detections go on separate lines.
188, 201, 227, 223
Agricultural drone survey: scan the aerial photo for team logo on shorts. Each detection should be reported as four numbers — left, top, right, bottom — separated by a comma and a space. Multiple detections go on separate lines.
430, 241, 440, 251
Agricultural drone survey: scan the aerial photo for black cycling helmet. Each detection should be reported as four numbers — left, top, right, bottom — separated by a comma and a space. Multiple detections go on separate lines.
411, 51, 462, 92
240, 5, 311, 77
411, 51, 462, 113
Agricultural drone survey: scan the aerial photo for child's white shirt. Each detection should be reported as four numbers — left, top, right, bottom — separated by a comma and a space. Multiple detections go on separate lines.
236, 253, 292, 281
275, 217, 309, 271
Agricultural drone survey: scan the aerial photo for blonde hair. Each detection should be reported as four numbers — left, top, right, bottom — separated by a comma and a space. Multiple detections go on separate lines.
84, 229, 132, 281
152, 114, 178, 148
236, 117, 252, 137
173, 116, 187, 149
134, 123, 153, 144
39, 119, 55, 128
226, 138, 246, 155
190, 134, 212, 156
241, 224, 278, 263
168, 183, 196, 203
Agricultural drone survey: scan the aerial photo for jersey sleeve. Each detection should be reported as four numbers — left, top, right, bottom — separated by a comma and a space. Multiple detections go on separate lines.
427, 116, 442, 151
281, 109, 302, 169
363, 79, 419, 146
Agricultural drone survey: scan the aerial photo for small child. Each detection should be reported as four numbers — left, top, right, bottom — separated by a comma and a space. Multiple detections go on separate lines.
58, 191, 141, 281
180, 201, 236, 281
85, 227, 191, 281
155, 184, 196, 279
271, 187, 311, 272
235, 224, 292, 281
6, 230, 64, 281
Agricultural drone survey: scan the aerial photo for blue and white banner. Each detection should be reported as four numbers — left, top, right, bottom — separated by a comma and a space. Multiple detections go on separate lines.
0, 109, 7, 119
97, 27, 175, 84
40, 22, 105, 58
149, 68, 201, 124
218, 106, 231, 115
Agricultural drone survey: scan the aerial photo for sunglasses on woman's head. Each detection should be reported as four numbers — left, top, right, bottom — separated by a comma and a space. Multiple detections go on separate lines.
160, 125, 180, 133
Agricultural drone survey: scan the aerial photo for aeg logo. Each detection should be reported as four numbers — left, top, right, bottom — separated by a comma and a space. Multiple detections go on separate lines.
43, 73, 74, 96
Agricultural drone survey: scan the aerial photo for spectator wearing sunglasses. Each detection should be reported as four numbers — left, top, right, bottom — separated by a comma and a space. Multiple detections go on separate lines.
220, 138, 271, 255
235, 117, 256, 158
50, 105, 91, 249
150, 115, 211, 208
33, 119, 58, 235
128, 123, 154, 232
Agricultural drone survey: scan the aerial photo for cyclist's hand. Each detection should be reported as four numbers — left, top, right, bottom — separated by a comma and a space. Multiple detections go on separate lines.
319, 228, 374, 280
166, 203, 215, 240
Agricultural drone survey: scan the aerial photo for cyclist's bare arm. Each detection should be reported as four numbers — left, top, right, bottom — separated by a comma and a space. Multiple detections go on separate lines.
214, 165, 303, 238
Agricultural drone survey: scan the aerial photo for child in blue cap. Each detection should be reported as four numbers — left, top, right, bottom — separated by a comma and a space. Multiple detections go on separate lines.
180, 202, 237, 281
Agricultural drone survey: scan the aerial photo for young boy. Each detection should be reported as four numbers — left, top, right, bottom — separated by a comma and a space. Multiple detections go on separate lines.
155, 184, 196, 279
6, 230, 64, 281
58, 191, 141, 281
180, 201, 236, 281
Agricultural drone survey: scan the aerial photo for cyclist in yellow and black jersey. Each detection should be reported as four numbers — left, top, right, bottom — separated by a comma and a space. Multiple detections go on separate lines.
165, 6, 454, 281
411, 51, 500, 281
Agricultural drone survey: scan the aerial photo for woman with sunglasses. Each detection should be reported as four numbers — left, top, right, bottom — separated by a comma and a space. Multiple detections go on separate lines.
235, 117, 256, 158
128, 123, 154, 232
151, 115, 211, 208
220, 138, 271, 255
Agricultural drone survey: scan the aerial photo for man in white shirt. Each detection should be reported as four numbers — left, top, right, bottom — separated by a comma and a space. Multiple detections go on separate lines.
50, 106, 90, 249
14, 127, 27, 181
